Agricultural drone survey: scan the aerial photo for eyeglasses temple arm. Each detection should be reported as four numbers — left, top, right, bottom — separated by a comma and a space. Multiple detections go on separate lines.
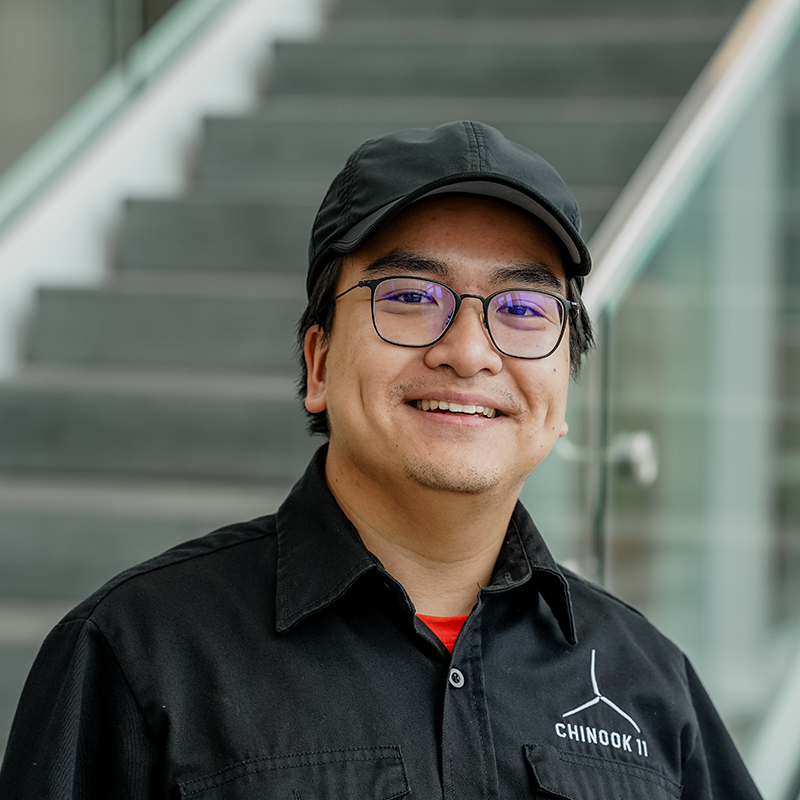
333, 282, 367, 302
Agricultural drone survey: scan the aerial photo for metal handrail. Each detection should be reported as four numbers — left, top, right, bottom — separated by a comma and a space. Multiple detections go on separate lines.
0, 0, 236, 239
583, 0, 800, 316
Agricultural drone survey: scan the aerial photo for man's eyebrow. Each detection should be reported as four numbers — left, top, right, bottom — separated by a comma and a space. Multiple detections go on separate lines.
490, 263, 565, 293
364, 252, 565, 293
363, 250, 452, 279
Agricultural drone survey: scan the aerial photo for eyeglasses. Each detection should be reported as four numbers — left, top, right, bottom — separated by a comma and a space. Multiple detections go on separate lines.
334, 276, 575, 360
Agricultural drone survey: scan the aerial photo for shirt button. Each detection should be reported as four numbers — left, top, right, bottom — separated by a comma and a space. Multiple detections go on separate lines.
448, 668, 465, 688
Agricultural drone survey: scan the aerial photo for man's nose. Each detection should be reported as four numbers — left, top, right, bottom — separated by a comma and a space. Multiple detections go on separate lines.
423, 297, 503, 376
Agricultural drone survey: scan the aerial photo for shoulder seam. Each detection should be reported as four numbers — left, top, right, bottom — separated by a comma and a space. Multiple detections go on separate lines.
560, 566, 649, 620
72, 516, 276, 622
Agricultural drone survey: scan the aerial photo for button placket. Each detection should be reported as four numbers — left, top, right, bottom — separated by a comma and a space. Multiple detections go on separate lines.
440, 612, 499, 800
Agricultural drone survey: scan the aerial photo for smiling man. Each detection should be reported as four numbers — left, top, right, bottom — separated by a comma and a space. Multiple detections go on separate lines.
303, 193, 575, 619
0, 122, 763, 799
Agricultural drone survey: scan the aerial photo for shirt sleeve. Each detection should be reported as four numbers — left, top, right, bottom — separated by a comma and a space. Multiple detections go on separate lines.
0, 617, 163, 799
680, 656, 764, 800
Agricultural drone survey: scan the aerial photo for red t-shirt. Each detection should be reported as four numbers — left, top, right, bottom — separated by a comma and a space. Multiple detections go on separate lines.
417, 614, 469, 652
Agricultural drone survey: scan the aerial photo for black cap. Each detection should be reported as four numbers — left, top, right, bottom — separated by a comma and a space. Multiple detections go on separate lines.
307, 121, 591, 297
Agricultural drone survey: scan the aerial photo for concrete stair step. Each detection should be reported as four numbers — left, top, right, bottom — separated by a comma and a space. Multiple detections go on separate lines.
118, 188, 617, 277
268, 20, 727, 98
0, 368, 317, 482
334, 0, 746, 19
118, 196, 315, 273
0, 474, 291, 600
319, 17, 737, 41
197, 97, 674, 191
28, 273, 304, 372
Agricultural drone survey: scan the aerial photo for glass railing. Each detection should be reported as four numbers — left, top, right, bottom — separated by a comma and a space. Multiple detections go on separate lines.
0, 0, 234, 238
524, 0, 800, 797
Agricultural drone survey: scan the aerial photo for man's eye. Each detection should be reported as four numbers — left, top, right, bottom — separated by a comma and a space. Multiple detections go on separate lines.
387, 291, 435, 304
499, 303, 544, 317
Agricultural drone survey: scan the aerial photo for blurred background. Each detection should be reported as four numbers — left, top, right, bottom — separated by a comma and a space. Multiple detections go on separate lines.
0, 0, 798, 796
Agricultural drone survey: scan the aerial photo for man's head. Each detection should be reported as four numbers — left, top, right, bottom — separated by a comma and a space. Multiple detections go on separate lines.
303, 194, 589, 497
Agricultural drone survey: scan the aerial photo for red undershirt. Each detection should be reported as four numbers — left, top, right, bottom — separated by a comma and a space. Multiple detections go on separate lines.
417, 614, 470, 652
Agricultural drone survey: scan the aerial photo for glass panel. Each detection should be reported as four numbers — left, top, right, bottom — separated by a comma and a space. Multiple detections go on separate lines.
0, 0, 184, 178
602, 25, 800, 781
0, 0, 117, 177
0, 0, 223, 236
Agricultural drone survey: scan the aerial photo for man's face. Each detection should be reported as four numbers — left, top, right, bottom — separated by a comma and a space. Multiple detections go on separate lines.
304, 195, 571, 498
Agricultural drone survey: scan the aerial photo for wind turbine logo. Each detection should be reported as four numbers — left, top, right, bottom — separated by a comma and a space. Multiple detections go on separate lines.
562, 649, 641, 733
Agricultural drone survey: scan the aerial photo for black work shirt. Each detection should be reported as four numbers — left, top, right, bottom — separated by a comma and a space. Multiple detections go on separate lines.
0, 447, 763, 799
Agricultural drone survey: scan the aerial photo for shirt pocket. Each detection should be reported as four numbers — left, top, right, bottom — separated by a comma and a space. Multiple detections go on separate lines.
178, 745, 410, 800
524, 743, 682, 799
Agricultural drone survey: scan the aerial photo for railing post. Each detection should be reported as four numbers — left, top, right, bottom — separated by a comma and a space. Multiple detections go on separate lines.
588, 310, 612, 588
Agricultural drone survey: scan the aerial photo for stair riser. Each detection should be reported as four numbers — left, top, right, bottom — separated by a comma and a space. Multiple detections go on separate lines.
119, 200, 314, 272
0, 389, 317, 482
334, 0, 746, 18
30, 289, 305, 372
270, 41, 717, 98
119, 189, 611, 275
0, 513, 240, 601
199, 116, 664, 189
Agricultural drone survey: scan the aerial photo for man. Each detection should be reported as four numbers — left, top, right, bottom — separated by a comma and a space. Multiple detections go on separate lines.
0, 121, 762, 798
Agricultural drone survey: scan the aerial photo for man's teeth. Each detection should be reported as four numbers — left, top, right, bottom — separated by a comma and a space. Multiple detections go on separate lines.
416, 399, 497, 418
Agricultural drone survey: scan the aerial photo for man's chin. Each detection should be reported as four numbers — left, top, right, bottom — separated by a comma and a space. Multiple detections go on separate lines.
402, 459, 502, 495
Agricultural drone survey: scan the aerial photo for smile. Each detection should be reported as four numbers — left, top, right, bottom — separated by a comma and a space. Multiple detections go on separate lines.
415, 399, 498, 418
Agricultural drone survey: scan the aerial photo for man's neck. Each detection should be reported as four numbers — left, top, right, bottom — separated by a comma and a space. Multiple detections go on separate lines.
324, 452, 522, 617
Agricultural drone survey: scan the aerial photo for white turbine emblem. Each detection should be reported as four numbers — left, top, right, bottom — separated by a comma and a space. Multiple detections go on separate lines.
562, 649, 641, 733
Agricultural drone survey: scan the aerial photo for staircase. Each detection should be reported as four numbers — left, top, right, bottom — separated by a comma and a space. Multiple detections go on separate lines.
0, 0, 748, 756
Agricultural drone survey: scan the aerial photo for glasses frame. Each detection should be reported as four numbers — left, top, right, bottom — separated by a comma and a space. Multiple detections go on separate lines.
334, 275, 576, 360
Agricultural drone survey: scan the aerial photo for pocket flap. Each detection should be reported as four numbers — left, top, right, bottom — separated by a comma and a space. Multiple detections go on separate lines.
524, 743, 681, 799
179, 745, 410, 799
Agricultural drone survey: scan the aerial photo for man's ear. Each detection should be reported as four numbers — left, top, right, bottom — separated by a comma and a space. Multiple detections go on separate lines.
304, 325, 329, 414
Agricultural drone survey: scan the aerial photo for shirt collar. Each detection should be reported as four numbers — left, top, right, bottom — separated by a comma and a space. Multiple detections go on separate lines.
275, 446, 577, 645
494, 503, 577, 645
275, 446, 379, 633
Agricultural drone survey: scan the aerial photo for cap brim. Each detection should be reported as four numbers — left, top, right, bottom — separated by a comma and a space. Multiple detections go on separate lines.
331, 178, 586, 269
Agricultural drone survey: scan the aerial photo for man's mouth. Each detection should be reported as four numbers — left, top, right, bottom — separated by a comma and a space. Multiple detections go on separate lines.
414, 399, 498, 418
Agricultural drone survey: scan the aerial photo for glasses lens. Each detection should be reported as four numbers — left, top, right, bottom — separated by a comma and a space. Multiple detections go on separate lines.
488, 291, 565, 358
372, 278, 456, 346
